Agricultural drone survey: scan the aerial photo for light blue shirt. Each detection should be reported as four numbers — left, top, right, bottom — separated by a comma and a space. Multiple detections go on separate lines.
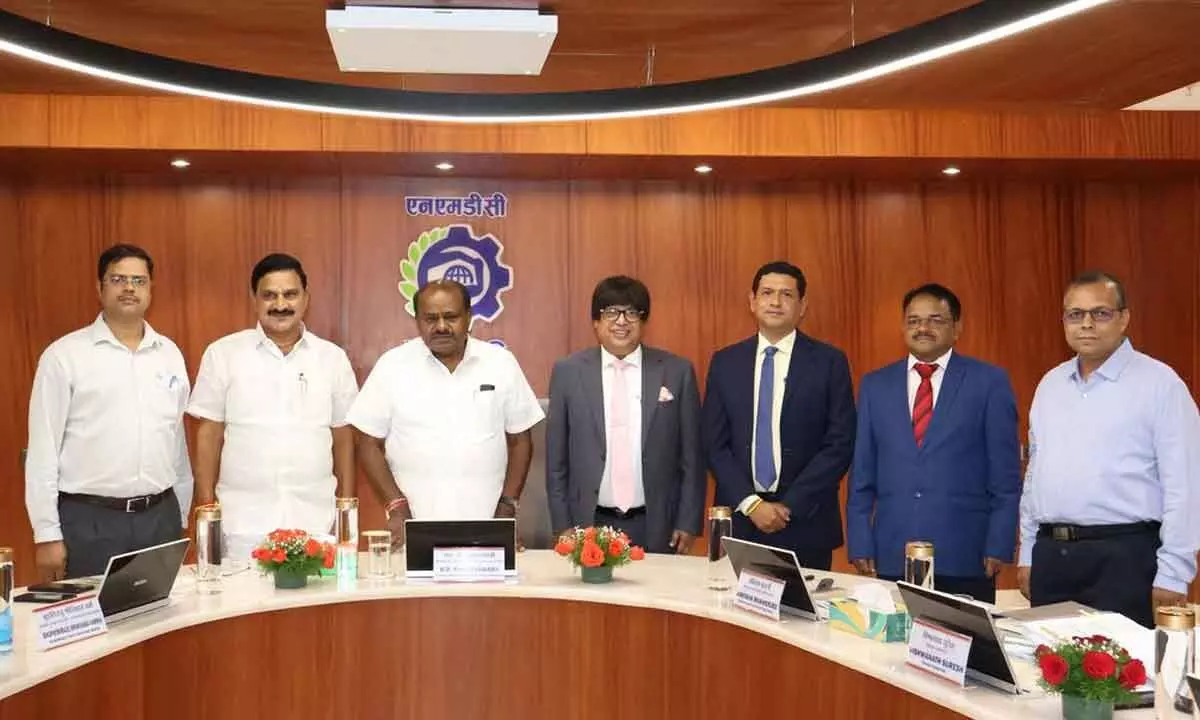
1018, 339, 1200, 593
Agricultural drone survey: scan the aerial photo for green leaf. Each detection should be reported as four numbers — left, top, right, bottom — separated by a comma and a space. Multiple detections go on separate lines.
407, 242, 421, 266
399, 281, 417, 298
400, 260, 416, 282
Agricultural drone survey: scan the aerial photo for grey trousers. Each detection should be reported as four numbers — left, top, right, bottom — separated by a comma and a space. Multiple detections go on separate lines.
60, 492, 184, 578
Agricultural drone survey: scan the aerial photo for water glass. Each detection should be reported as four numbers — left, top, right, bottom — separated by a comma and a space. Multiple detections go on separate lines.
363, 530, 393, 578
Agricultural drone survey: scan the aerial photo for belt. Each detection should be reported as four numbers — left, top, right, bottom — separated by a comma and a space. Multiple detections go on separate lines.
1038, 521, 1160, 542
596, 505, 647, 519
60, 489, 172, 513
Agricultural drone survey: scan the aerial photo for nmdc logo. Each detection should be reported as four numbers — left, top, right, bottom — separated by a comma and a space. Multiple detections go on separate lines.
398, 224, 514, 328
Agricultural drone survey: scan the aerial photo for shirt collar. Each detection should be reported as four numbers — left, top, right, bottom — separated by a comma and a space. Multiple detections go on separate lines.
601, 345, 643, 368
756, 330, 796, 356
422, 335, 480, 367
89, 313, 160, 351
907, 347, 954, 372
1070, 337, 1134, 383
254, 322, 309, 354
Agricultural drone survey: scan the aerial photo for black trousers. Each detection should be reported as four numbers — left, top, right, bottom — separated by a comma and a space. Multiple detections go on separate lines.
60, 492, 183, 578
594, 508, 658, 553
1030, 530, 1159, 628
880, 574, 996, 604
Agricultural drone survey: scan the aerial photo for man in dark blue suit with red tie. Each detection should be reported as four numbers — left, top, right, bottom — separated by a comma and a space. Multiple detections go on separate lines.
846, 284, 1021, 602
703, 262, 856, 570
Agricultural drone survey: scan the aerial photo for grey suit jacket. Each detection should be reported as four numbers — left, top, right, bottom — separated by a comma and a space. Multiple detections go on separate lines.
545, 345, 705, 553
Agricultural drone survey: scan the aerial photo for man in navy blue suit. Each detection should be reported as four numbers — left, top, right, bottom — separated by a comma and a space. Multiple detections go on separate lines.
703, 261, 856, 570
846, 284, 1021, 602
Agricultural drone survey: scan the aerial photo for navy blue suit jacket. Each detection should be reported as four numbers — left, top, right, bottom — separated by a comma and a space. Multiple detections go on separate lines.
703, 333, 856, 552
846, 353, 1022, 578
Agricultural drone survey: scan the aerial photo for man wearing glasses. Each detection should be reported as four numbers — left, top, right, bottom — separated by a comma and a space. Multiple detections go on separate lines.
846, 284, 1021, 602
25, 244, 192, 580
1018, 271, 1200, 626
546, 276, 704, 553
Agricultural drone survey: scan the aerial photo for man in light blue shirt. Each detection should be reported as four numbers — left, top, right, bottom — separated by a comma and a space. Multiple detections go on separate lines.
1018, 271, 1200, 627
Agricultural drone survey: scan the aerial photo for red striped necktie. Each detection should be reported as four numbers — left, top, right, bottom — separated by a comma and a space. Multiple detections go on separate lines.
912, 362, 938, 447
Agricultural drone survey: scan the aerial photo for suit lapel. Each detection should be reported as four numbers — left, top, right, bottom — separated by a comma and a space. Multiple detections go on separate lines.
920, 354, 965, 453
780, 334, 811, 417
641, 349, 665, 445
582, 349, 607, 454
882, 362, 920, 454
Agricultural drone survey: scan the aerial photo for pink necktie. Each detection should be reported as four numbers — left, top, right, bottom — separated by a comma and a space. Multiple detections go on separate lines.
610, 359, 635, 511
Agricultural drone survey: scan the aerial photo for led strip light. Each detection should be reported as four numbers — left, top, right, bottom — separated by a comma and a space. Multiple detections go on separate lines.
0, 1, 1112, 124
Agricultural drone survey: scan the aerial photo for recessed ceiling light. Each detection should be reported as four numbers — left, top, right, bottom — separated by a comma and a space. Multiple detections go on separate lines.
336, 28, 346, 33
435, 162, 454, 171
694, 164, 713, 174
170, 158, 190, 169
942, 166, 961, 176
0, 1, 1113, 123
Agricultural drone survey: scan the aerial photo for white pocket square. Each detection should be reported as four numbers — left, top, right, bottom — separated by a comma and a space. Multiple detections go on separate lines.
658, 386, 674, 402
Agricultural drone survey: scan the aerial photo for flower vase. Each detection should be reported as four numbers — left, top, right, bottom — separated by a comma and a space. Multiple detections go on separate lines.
580, 565, 613, 584
274, 566, 308, 589
1061, 695, 1113, 720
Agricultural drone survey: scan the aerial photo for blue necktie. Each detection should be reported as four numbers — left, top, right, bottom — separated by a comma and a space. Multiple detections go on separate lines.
754, 346, 778, 491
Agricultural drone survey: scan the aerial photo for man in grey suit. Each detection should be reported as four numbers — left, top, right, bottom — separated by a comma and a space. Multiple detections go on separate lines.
546, 276, 706, 554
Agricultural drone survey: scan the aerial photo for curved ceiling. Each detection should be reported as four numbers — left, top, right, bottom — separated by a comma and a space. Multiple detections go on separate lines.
0, 0, 1196, 118
0, 0, 978, 93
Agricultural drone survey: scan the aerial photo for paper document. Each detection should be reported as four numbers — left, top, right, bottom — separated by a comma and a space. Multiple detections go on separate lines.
1017, 612, 1155, 689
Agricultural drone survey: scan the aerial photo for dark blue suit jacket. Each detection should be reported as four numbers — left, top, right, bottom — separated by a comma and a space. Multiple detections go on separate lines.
703, 333, 856, 553
846, 352, 1021, 578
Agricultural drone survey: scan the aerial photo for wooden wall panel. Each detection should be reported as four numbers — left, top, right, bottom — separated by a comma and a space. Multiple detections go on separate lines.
1, 173, 1198, 603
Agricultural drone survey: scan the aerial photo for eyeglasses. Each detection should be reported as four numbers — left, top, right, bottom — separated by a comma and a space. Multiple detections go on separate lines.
1063, 307, 1121, 324
599, 307, 645, 323
106, 274, 149, 288
905, 315, 952, 329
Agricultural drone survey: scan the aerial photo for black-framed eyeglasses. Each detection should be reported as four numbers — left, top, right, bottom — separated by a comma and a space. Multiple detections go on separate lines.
905, 315, 951, 329
1063, 307, 1121, 324
599, 307, 645, 323
106, 274, 149, 288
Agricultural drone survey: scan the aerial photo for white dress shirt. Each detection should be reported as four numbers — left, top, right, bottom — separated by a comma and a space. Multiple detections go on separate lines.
740, 331, 796, 514
25, 314, 193, 544
346, 337, 544, 520
186, 325, 359, 548
597, 346, 645, 509
907, 348, 954, 417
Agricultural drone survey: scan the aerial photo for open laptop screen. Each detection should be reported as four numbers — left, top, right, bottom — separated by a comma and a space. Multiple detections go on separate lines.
404, 519, 517, 577
98, 538, 189, 621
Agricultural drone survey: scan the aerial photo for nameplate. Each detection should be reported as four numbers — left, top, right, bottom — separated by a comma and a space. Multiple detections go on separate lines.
432, 546, 506, 582
732, 570, 785, 621
906, 618, 972, 686
33, 594, 107, 650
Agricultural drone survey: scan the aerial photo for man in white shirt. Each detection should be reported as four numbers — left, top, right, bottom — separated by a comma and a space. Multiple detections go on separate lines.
25, 244, 192, 581
347, 279, 544, 548
188, 254, 358, 560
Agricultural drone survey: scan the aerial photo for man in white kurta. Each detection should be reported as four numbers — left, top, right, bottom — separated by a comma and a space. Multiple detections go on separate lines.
347, 280, 543, 546
187, 254, 358, 559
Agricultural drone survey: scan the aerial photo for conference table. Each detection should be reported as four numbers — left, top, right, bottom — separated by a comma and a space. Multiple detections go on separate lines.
0, 551, 1158, 720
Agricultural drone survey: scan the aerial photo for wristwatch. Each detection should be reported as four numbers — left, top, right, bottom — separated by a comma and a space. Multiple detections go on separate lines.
498, 495, 520, 512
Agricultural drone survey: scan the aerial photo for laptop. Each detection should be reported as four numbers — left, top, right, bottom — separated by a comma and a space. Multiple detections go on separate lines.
720, 536, 820, 621
896, 580, 1022, 694
97, 538, 190, 624
404, 519, 517, 579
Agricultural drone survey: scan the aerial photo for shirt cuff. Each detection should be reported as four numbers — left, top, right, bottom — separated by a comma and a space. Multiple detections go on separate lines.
1152, 571, 1189, 595
737, 495, 759, 515
34, 526, 63, 544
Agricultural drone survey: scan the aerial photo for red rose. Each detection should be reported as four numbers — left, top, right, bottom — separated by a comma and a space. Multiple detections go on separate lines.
608, 539, 626, 558
322, 550, 335, 570
272, 549, 287, 564
584, 527, 597, 542
1039, 653, 1069, 686
1034, 644, 1051, 657
554, 541, 573, 556
1082, 651, 1116, 680
304, 539, 322, 557
1089, 634, 1109, 645
629, 546, 646, 561
1119, 659, 1147, 689
580, 542, 605, 568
